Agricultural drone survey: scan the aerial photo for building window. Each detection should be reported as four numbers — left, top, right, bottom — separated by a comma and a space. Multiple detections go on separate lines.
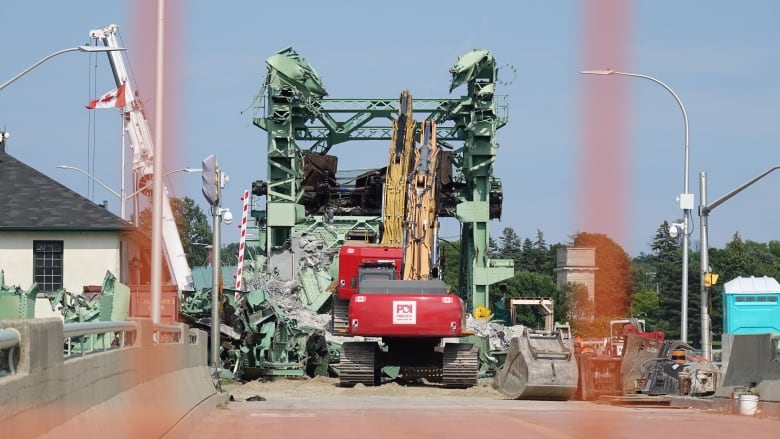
33, 240, 63, 292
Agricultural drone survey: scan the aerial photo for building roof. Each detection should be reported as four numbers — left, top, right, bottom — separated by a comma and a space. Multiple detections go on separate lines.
723, 276, 780, 294
0, 148, 129, 231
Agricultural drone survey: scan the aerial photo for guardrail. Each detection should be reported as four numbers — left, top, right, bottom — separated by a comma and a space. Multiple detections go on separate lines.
62, 321, 138, 359
0, 318, 217, 438
0, 327, 21, 377
153, 322, 186, 343
2, 320, 191, 370
63, 321, 192, 358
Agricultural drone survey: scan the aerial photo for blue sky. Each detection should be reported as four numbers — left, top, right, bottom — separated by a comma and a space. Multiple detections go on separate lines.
1, 1, 778, 257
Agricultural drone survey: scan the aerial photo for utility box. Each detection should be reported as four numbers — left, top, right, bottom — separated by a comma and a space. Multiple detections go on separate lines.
129, 285, 180, 323
723, 276, 780, 334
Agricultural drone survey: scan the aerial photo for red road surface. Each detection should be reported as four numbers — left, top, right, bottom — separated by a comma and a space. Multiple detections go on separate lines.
167, 396, 779, 439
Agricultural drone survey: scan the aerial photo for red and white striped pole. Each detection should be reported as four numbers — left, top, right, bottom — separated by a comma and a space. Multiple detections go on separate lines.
235, 189, 250, 298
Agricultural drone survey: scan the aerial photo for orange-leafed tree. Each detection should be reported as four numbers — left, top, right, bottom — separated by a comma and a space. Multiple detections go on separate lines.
572, 232, 632, 319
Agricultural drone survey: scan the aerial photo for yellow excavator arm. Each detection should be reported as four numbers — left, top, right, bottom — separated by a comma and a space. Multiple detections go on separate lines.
402, 120, 440, 281
379, 91, 442, 281
380, 91, 416, 247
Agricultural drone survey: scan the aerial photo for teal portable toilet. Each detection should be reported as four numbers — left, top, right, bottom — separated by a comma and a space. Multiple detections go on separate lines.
723, 276, 780, 334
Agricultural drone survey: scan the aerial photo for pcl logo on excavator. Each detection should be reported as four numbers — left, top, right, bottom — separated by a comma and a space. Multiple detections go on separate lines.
392, 300, 416, 325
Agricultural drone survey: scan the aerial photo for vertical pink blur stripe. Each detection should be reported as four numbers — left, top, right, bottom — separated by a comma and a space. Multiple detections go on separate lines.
129, 0, 183, 175
124, 2, 185, 435
577, 3, 631, 436
579, 0, 631, 247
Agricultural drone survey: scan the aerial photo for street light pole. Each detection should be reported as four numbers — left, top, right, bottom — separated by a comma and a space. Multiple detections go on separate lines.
56, 165, 122, 213
211, 204, 222, 374
56, 165, 200, 220
580, 69, 692, 342
0, 46, 126, 92
699, 165, 780, 360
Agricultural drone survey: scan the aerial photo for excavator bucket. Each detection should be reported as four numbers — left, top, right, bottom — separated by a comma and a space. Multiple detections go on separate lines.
492, 329, 578, 400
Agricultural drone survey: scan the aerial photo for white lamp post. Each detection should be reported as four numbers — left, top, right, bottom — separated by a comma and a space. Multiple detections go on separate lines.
0, 46, 125, 92
56, 164, 200, 220
581, 69, 692, 342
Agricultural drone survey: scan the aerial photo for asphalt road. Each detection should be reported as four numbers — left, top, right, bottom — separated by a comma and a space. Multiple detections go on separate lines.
168, 395, 779, 439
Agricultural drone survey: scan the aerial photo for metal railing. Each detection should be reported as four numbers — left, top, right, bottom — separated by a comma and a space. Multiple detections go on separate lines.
0, 328, 21, 377
63, 321, 138, 359
153, 323, 185, 344
62, 321, 189, 358
1, 320, 192, 373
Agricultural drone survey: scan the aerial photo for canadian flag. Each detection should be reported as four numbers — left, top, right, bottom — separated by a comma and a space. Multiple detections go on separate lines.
85, 83, 127, 109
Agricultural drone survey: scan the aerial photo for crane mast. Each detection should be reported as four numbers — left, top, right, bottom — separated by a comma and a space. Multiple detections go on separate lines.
89, 24, 194, 291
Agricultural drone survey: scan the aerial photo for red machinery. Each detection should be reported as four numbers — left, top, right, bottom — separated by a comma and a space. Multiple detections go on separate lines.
334, 243, 477, 387
574, 319, 666, 400
332, 94, 478, 387
337, 244, 465, 338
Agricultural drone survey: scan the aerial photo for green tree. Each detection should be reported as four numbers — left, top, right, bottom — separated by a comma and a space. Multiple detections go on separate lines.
495, 227, 523, 262
501, 271, 567, 330
630, 289, 660, 320
567, 283, 594, 324
132, 196, 213, 268
647, 220, 683, 340
516, 230, 555, 273
222, 242, 240, 265
440, 238, 462, 291
171, 197, 213, 267
630, 252, 666, 333
717, 234, 778, 277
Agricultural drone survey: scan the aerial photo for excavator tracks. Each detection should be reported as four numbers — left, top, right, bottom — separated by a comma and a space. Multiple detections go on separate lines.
339, 342, 378, 387
442, 343, 479, 388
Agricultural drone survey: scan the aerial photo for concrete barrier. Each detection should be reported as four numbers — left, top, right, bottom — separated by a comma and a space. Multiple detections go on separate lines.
0, 318, 220, 438
715, 333, 780, 403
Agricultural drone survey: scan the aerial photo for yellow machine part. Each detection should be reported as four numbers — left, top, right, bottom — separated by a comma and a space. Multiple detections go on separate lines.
473, 304, 492, 320
402, 120, 440, 281
379, 90, 416, 248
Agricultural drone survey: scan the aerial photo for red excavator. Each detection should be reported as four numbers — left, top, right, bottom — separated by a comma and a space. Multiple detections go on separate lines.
331, 92, 478, 388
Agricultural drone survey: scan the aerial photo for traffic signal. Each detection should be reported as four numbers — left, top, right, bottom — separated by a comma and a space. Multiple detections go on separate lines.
704, 272, 720, 288
201, 154, 219, 206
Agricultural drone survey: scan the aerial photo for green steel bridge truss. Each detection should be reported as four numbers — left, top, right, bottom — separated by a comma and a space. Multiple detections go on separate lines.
251, 47, 513, 312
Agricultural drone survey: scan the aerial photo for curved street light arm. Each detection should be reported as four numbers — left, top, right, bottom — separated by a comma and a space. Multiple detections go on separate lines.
126, 167, 201, 199
580, 69, 689, 193
58, 164, 200, 200
55, 165, 121, 199
0, 46, 126, 92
